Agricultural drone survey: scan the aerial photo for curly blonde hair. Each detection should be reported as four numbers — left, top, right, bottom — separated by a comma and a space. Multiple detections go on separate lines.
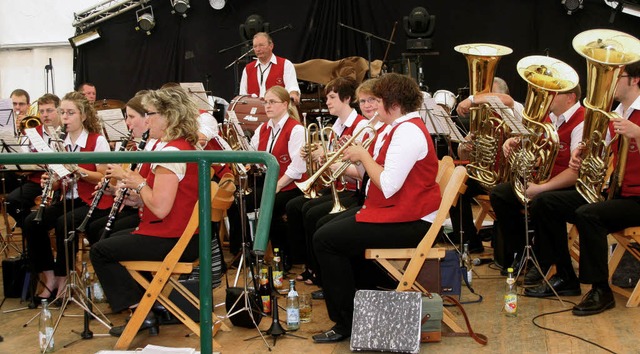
61, 91, 102, 134
141, 87, 199, 145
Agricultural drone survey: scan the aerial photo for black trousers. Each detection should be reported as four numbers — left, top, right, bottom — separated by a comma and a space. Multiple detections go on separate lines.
313, 207, 429, 335
23, 198, 108, 276
85, 206, 140, 245
90, 230, 199, 313
450, 178, 483, 248
531, 189, 588, 277
574, 196, 640, 284
6, 180, 42, 228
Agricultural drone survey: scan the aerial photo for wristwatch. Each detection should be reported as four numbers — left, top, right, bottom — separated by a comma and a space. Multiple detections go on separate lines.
135, 181, 147, 194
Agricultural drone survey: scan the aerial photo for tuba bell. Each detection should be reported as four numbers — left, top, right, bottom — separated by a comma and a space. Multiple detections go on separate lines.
572, 29, 640, 203
509, 55, 579, 204
454, 43, 513, 190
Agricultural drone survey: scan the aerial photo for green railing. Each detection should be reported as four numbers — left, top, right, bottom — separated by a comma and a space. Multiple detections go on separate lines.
0, 151, 279, 354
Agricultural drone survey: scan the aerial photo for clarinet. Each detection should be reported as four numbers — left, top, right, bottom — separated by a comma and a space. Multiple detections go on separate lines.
76, 129, 134, 233
33, 125, 68, 223
102, 129, 150, 237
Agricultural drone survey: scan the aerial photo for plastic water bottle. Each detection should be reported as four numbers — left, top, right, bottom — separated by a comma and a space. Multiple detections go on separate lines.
462, 243, 473, 286
39, 299, 54, 352
286, 279, 300, 330
504, 267, 517, 317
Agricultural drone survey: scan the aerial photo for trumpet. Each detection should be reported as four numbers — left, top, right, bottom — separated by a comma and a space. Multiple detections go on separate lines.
77, 129, 134, 233
301, 112, 321, 198
295, 113, 379, 196
102, 129, 150, 238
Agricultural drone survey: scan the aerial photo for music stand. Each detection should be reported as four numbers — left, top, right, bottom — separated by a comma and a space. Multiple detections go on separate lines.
96, 109, 128, 143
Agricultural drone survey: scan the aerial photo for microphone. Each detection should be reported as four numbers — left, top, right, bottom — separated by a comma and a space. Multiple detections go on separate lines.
472, 258, 492, 266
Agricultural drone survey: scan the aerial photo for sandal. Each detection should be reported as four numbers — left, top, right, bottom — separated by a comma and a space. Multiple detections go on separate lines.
296, 268, 313, 281
304, 273, 318, 285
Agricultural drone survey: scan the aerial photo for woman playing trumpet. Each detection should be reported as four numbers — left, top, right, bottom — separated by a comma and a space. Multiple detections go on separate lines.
23, 91, 112, 301
312, 73, 441, 343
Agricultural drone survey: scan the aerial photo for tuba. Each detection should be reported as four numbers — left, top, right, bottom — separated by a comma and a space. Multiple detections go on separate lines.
572, 29, 640, 203
509, 55, 579, 204
455, 43, 513, 190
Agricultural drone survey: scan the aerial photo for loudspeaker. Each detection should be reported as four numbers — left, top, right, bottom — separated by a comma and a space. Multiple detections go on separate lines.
2, 257, 26, 298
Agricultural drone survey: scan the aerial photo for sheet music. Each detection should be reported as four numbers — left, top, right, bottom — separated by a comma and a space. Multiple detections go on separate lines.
421, 97, 466, 142
0, 98, 17, 142
24, 128, 72, 178
97, 108, 129, 142
180, 82, 214, 112
485, 96, 530, 135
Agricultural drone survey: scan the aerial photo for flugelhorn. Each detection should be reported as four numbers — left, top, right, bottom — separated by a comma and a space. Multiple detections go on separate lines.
302, 112, 321, 198
509, 55, 579, 204
572, 29, 640, 203
316, 117, 346, 214
295, 113, 379, 196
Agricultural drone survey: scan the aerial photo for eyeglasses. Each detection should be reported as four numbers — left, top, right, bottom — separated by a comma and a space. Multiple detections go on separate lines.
262, 100, 284, 106
145, 111, 159, 118
13, 102, 28, 107
619, 75, 630, 79
39, 108, 57, 114
358, 97, 379, 105
58, 110, 77, 116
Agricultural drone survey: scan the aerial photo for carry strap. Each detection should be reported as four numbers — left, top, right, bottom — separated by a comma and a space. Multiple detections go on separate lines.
442, 295, 488, 345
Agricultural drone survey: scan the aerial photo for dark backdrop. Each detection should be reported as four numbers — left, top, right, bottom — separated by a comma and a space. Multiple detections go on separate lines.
75, 0, 640, 104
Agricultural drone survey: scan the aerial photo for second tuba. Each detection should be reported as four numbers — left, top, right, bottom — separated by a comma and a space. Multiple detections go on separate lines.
509, 55, 579, 204
572, 29, 640, 203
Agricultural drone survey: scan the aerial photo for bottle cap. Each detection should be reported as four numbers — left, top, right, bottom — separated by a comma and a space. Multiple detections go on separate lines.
274, 248, 279, 252
507, 267, 514, 272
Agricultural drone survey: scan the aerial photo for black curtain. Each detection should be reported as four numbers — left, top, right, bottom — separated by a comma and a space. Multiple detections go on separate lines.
76, 0, 640, 104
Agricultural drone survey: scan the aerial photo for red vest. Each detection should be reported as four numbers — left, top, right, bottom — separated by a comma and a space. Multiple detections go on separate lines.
135, 138, 199, 238
609, 109, 640, 197
258, 117, 302, 192
203, 134, 233, 177
335, 114, 367, 191
245, 56, 286, 96
77, 133, 114, 209
356, 118, 441, 223
550, 106, 585, 178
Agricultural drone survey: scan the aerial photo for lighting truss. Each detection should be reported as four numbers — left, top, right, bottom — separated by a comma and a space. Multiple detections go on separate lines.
72, 0, 151, 31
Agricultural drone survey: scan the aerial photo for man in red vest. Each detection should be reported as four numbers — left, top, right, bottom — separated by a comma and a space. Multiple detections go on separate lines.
239, 32, 300, 104
489, 84, 584, 293
527, 62, 640, 316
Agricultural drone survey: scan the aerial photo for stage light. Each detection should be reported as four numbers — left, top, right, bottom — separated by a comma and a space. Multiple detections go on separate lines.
136, 5, 155, 35
171, 0, 190, 17
561, 0, 583, 15
239, 14, 270, 42
209, 0, 226, 10
68, 28, 101, 48
403, 7, 436, 50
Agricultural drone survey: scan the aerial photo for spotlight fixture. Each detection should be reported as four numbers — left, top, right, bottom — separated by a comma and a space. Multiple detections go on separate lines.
68, 28, 101, 48
239, 14, 270, 42
209, 0, 226, 10
561, 0, 583, 15
136, 5, 155, 35
171, 0, 190, 17
403, 7, 436, 50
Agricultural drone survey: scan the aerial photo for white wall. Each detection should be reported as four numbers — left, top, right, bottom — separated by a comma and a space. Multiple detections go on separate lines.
0, 0, 99, 100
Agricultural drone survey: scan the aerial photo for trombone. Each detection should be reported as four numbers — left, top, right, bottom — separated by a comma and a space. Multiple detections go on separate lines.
295, 113, 380, 197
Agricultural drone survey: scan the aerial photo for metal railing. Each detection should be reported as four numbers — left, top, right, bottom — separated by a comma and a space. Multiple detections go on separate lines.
0, 150, 278, 354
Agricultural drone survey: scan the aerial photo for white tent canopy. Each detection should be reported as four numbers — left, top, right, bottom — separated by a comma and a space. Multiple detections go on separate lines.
0, 0, 97, 100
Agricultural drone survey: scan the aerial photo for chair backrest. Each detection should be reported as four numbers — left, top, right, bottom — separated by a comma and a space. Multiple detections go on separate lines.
211, 173, 236, 222
436, 156, 455, 196
397, 165, 468, 291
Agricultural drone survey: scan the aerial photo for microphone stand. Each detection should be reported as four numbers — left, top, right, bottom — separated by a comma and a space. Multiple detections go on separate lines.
338, 23, 395, 79
44, 58, 55, 94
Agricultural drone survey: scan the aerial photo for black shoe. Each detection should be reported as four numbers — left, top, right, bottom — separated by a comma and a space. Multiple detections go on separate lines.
109, 311, 159, 337
572, 287, 615, 316
524, 266, 547, 286
524, 274, 581, 297
151, 303, 177, 325
311, 289, 324, 300
312, 329, 348, 343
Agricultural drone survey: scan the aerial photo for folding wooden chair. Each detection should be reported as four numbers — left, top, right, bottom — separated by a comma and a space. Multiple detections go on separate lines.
608, 227, 640, 307
115, 175, 236, 350
365, 162, 469, 333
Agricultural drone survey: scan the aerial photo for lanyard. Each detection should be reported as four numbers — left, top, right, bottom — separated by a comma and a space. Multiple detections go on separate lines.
259, 62, 272, 86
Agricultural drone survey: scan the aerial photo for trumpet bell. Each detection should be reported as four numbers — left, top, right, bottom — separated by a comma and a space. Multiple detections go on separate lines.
20, 116, 42, 131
